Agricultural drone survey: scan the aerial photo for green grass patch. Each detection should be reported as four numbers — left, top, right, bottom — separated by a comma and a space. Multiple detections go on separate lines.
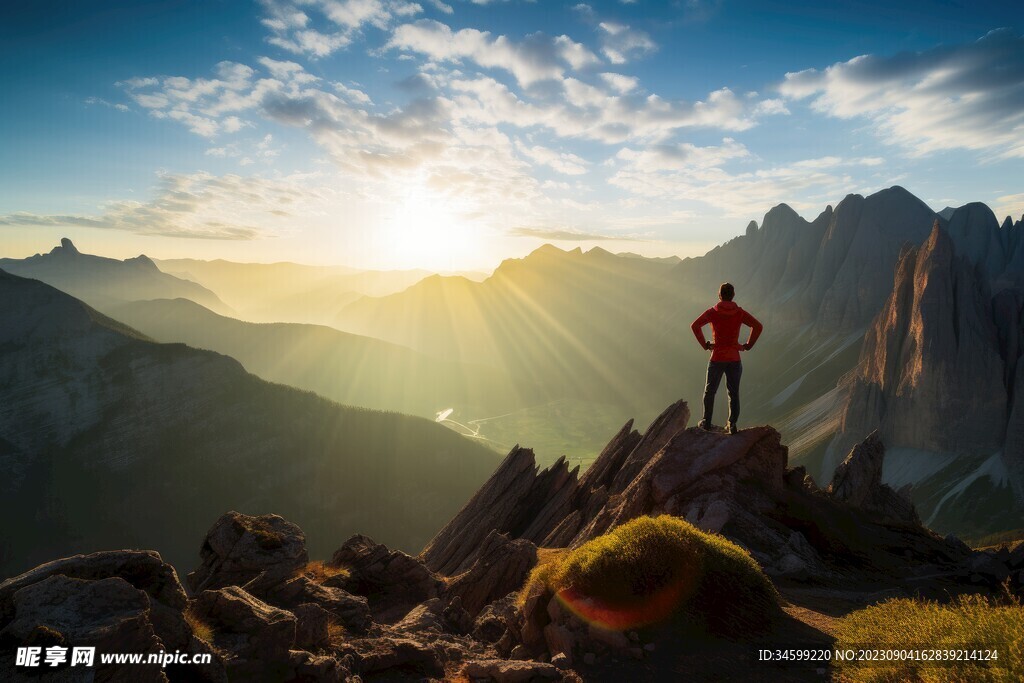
523, 515, 780, 637
833, 594, 1024, 682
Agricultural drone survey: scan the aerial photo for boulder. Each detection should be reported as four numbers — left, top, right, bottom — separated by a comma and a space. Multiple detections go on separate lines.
330, 534, 442, 619
292, 602, 331, 651
2, 575, 161, 652
352, 636, 444, 679
461, 658, 564, 682
188, 511, 308, 594
262, 575, 371, 634
0, 550, 193, 653
393, 599, 446, 634
445, 530, 538, 617
190, 585, 296, 662
473, 593, 519, 644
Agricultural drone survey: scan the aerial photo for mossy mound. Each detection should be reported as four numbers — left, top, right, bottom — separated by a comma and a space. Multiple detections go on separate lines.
524, 515, 780, 637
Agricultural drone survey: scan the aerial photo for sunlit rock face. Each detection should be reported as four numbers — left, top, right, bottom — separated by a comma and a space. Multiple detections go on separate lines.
826, 223, 1024, 531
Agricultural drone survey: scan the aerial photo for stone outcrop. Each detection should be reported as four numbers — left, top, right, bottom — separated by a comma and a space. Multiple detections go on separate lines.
421, 400, 691, 577
188, 511, 309, 594
191, 512, 372, 634
445, 531, 538, 617
827, 432, 920, 524
0, 551, 224, 682
422, 399, 984, 609
191, 586, 297, 663
329, 534, 443, 621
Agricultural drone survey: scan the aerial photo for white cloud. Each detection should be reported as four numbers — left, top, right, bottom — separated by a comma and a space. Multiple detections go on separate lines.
608, 139, 854, 216
779, 29, 1024, 158
387, 20, 600, 87
599, 72, 639, 93
516, 142, 589, 175
598, 21, 656, 64
0, 171, 330, 240
259, 0, 424, 57
993, 193, 1024, 222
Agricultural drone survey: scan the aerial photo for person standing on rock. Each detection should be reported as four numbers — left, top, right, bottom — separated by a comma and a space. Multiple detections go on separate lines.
690, 282, 763, 434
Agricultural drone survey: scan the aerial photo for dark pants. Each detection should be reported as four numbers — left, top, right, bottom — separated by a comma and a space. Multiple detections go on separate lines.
701, 361, 742, 425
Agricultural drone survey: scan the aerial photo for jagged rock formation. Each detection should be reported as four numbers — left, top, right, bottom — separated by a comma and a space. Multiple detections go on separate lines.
0, 238, 230, 315
0, 269, 499, 575
189, 512, 309, 594
422, 401, 691, 574
423, 401, 987, 593
3, 471, 1022, 681
827, 432, 919, 524
827, 223, 1024, 524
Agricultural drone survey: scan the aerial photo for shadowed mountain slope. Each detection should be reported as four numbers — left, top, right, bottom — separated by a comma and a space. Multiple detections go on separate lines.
108, 297, 532, 420
0, 269, 499, 577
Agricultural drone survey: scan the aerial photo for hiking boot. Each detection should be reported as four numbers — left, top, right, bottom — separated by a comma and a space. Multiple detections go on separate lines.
697, 419, 714, 431
726, 422, 738, 435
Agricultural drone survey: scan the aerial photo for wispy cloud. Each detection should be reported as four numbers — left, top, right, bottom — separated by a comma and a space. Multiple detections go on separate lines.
259, 0, 423, 57
598, 21, 656, 64
387, 20, 601, 87
508, 226, 641, 241
780, 28, 1024, 158
0, 172, 329, 240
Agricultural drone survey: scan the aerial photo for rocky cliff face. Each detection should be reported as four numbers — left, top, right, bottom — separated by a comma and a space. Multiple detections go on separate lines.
826, 223, 1024, 533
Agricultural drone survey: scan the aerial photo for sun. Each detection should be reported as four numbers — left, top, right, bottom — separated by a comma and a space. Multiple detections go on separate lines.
376, 182, 486, 272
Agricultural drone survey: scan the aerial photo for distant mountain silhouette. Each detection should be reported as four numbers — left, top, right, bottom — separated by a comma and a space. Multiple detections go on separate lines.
0, 239, 229, 314
108, 297, 533, 419
0, 269, 498, 576
336, 246, 688, 414
156, 257, 482, 325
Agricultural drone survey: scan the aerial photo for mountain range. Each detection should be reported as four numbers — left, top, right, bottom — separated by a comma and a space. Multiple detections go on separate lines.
0, 238, 229, 315
0, 268, 498, 577
2, 184, 1022, 548
108, 297, 531, 421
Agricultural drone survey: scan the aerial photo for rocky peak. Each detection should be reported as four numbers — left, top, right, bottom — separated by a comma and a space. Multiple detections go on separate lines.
827, 222, 1011, 500
125, 253, 158, 270
827, 432, 919, 524
745, 220, 758, 236
50, 237, 80, 256
946, 202, 1005, 278
760, 203, 804, 232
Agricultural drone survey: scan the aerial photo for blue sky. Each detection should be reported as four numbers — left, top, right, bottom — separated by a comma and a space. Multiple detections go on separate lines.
1, 0, 1022, 269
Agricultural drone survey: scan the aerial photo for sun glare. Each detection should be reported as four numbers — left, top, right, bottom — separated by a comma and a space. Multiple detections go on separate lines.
377, 183, 486, 272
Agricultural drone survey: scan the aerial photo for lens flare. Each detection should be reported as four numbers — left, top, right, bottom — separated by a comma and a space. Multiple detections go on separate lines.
554, 562, 700, 631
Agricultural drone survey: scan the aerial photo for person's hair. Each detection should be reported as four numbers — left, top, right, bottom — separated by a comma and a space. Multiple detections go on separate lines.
719, 282, 735, 301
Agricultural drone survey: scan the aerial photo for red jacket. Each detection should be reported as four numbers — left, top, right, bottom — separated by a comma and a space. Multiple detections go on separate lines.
691, 301, 763, 362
